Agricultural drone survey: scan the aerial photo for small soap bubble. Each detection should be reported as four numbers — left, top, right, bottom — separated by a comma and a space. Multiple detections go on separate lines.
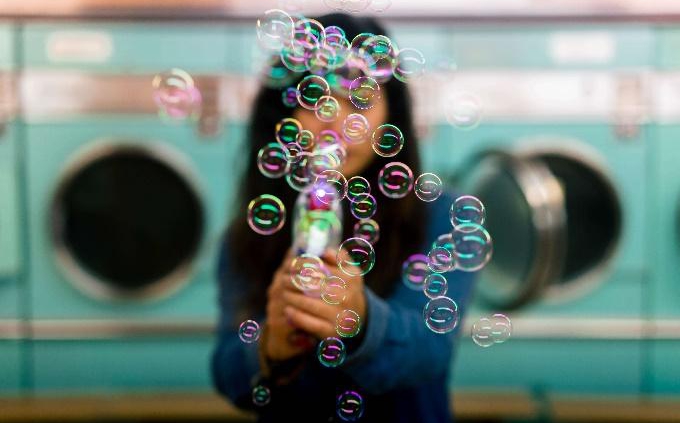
471, 317, 495, 347
450, 195, 486, 226
402, 254, 430, 291
359, 34, 398, 83
490, 313, 512, 344
238, 320, 261, 343
275, 117, 302, 146
349, 76, 381, 110
372, 124, 404, 157
313, 169, 347, 204
283, 142, 304, 164
282, 86, 299, 108
423, 296, 459, 334
247, 194, 286, 235
378, 162, 414, 199
256, 9, 294, 51
347, 176, 371, 202
414, 173, 443, 202
317, 336, 346, 367
286, 151, 312, 191
342, 113, 371, 144
428, 245, 455, 273
424, 273, 448, 299
257, 143, 290, 178
321, 275, 347, 305
297, 75, 331, 110
338, 237, 376, 276
353, 219, 380, 244
252, 384, 271, 406
314, 95, 341, 122
394, 48, 425, 83
336, 390, 365, 422
336, 309, 361, 338
350, 194, 377, 220
152, 68, 201, 121
290, 254, 327, 292
298, 129, 316, 151
445, 91, 483, 130
452, 223, 493, 272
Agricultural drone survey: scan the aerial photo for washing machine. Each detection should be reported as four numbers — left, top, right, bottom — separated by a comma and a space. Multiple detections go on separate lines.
401, 23, 653, 406
20, 22, 244, 393
0, 22, 24, 394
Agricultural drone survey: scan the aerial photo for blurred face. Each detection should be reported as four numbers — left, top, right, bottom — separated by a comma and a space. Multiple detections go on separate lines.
293, 93, 388, 177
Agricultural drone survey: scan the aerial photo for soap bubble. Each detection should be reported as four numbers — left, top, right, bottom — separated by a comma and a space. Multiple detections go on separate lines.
402, 253, 430, 291
490, 313, 512, 344
378, 162, 414, 199
336, 309, 361, 338
359, 34, 397, 83
257, 143, 290, 178
342, 113, 371, 144
247, 194, 286, 235
424, 273, 448, 299
298, 129, 316, 151
275, 117, 302, 146
393, 48, 425, 83
256, 9, 294, 51
252, 384, 271, 406
349, 76, 381, 110
317, 337, 346, 367
338, 237, 375, 276
297, 75, 331, 110
350, 194, 377, 220
336, 390, 364, 422
423, 296, 459, 334
428, 245, 455, 273
282, 86, 299, 108
313, 169, 347, 204
452, 223, 493, 272
353, 219, 380, 244
315, 95, 341, 122
471, 317, 495, 347
285, 151, 312, 191
346, 176, 371, 202
445, 91, 483, 130
283, 142, 304, 164
290, 253, 327, 292
372, 124, 404, 157
238, 320, 261, 343
321, 275, 347, 305
450, 195, 486, 226
414, 173, 443, 202
152, 68, 201, 121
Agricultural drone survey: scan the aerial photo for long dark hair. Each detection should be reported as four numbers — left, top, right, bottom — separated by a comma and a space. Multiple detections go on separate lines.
226, 13, 426, 316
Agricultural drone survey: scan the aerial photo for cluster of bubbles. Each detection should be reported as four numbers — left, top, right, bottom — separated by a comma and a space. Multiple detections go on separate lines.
151, 68, 202, 121
471, 313, 513, 348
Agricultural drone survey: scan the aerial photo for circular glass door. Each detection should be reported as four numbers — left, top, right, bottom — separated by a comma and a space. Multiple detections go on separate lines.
51, 142, 204, 301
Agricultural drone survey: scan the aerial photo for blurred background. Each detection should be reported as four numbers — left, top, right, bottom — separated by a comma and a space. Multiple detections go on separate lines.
1, 0, 680, 421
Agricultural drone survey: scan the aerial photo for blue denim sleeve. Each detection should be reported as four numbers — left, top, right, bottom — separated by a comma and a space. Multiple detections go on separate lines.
210, 239, 263, 409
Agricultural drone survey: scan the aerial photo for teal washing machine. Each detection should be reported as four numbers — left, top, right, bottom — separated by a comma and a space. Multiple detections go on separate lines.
396, 23, 654, 402
0, 23, 24, 394
648, 27, 680, 396
20, 22, 244, 393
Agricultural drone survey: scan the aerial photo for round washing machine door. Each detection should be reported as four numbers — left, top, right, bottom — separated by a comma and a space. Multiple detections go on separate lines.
50, 141, 205, 301
459, 144, 622, 310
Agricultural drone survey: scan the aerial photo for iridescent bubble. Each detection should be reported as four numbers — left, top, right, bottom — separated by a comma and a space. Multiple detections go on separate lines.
325, 50, 368, 97
290, 253, 327, 292
238, 320, 261, 343
308, 150, 342, 177
445, 91, 483, 130
307, 44, 339, 75
321, 275, 347, 305
414, 173, 443, 202
257, 143, 290, 178
350, 33, 374, 51
371, 124, 404, 157
424, 273, 448, 299
247, 194, 286, 235
346, 176, 371, 202
280, 41, 309, 73
275, 117, 302, 146
353, 219, 380, 244
349, 76, 381, 110
471, 317, 495, 347
256, 9, 294, 51
252, 384, 271, 406
402, 253, 430, 291
378, 162, 414, 199
432, 233, 455, 254
286, 151, 312, 191
284, 142, 304, 163
393, 48, 425, 83
298, 129, 316, 151
491, 313, 512, 344
336, 309, 361, 338
336, 390, 364, 422
359, 34, 397, 83
295, 18, 325, 48
317, 336, 346, 367
337, 237, 375, 276
428, 246, 455, 273
452, 223, 493, 272
342, 113, 370, 144
423, 296, 459, 334
450, 195, 486, 226
350, 194, 377, 220
297, 75, 331, 110
313, 169, 347, 204
152, 68, 201, 121
370, 0, 392, 12
314, 95, 341, 122
282, 86, 298, 108
324, 25, 346, 40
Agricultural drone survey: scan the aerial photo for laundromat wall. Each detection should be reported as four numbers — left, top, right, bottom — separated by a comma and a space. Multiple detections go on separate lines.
1, 7, 680, 419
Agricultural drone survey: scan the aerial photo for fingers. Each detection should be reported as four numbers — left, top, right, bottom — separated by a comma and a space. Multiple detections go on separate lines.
285, 305, 335, 340
282, 290, 337, 322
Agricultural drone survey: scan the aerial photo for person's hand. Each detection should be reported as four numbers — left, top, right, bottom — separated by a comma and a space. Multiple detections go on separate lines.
261, 250, 315, 362
281, 249, 367, 340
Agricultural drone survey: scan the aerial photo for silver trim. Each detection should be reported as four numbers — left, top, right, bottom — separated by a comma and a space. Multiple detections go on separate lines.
49, 140, 206, 302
